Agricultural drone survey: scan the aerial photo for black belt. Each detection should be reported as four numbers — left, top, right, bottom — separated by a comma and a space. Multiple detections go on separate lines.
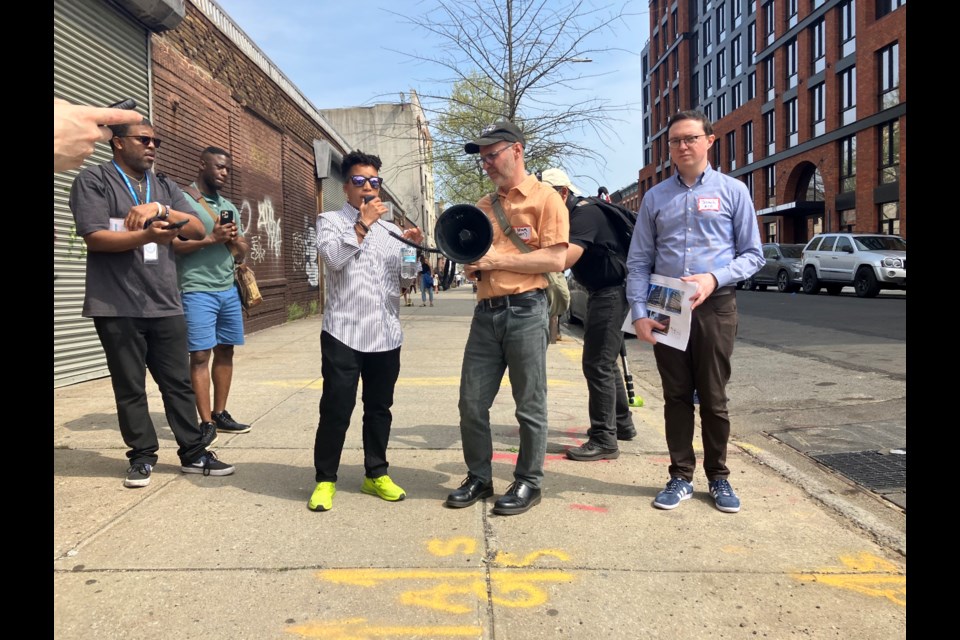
477, 289, 545, 311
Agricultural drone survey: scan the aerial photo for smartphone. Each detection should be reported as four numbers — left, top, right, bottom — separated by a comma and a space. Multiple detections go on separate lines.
163, 219, 189, 230
107, 98, 137, 110
219, 210, 234, 225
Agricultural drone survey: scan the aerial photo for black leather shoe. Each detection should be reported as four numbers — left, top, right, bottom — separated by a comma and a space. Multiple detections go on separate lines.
492, 481, 541, 515
444, 475, 493, 508
565, 440, 620, 461
617, 425, 637, 441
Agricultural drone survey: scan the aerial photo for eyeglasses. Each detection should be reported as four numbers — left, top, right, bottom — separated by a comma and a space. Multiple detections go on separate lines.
666, 135, 707, 148
480, 144, 513, 165
120, 135, 162, 148
349, 175, 384, 189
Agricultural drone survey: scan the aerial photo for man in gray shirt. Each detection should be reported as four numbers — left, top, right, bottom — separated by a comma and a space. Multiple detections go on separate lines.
69, 117, 237, 488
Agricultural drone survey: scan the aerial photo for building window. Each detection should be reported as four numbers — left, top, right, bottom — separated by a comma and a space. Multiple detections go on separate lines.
733, 82, 743, 109
743, 121, 754, 163
749, 0, 757, 15
814, 0, 826, 7
691, 32, 700, 65
705, 61, 714, 97
877, 0, 906, 19
785, 38, 798, 89
787, 0, 798, 27
705, 102, 714, 122
811, 83, 826, 137
748, 21, 757, 63
879, 120, 900, 184
766, 221, 778, 243
717, 3, 727, 41
840, 66, 857, 126
732, 35, 743, 76
766, 164, 777, 206
673, 8, 679, 38
764, 0, 776, 45
713, 136, 722, 170
748, 71, 757, 100
786, 98, 798, 147
765, 57, 776, 102
839, 134, 856, 192
718, 93, 727, 119
765, 109, 776, 155
742, 171, 755, 198
726, 131, 737, 170
691, 72, 700, 105
811, 19, 826, 73
879, 201, 900, 235
718, 49, 727, 87
704, 17, 714, 55
840, 208, 856, 232
879, 43, 900, 109
840, 0, 856, 57
673, 49, 679, 80
733, 0, 743, 27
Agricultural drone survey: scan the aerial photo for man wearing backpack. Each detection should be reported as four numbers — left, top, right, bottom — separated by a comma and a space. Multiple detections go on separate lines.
540, 169, 637, 461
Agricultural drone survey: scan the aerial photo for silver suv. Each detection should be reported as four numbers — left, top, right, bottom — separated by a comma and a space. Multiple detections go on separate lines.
800, 233, 906, 298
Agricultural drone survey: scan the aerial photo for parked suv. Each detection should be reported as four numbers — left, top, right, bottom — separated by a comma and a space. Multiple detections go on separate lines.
800, 233, 906, 298
742, 243, 804, 293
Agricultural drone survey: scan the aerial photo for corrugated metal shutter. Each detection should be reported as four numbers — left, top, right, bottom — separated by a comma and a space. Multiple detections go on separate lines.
54, 0, 150, 387
322, 163, 347, 213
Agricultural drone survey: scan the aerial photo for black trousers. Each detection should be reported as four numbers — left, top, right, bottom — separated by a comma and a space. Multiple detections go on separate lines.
582, 285, 635, 448
653, 292, 738, 483
94, 316, 207, 466
314, 331, 401, 482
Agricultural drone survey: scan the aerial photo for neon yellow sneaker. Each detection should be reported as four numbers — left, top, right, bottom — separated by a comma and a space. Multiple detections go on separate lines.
308, 481, 336, 511
361, 475, 406, 502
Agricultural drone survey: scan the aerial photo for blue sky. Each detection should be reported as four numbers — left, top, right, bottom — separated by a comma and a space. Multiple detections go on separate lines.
213, 0, 650, 194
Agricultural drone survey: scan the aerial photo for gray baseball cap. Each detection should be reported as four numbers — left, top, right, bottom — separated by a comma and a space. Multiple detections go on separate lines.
465, 120, 525, 154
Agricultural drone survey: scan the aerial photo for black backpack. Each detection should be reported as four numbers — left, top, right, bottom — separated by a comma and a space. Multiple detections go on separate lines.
572, 196, 637, 264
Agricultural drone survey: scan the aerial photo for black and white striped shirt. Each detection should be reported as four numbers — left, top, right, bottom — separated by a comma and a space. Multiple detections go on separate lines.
316, 203, 406, 353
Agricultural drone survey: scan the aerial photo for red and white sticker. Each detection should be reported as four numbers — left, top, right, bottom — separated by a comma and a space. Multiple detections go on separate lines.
697, 197, 720, 212
513, 226, 532, 240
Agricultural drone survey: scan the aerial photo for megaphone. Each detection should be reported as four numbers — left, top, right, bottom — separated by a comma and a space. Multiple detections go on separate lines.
434, 204, 493, 264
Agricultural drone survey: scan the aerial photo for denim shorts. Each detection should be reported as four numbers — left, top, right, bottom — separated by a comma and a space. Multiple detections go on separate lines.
181, 289, 245, 352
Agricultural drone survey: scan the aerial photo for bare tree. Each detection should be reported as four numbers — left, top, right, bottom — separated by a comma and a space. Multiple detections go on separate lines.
390, 0, 636, 204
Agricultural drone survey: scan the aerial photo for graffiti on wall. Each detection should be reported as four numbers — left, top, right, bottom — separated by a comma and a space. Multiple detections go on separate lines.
291, 225, 319, 288
240, 196, 281, 264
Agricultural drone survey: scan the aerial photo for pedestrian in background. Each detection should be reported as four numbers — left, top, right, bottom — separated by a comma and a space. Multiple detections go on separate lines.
419, 254, 434, 307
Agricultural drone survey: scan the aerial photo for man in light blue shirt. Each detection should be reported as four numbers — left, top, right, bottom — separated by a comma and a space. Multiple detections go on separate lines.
626, 110, 764, 513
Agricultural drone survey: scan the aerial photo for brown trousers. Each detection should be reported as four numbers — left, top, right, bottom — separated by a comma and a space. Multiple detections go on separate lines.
653, 291, 737, 483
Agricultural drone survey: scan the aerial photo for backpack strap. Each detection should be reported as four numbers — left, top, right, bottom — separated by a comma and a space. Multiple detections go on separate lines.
489, 192, 531, 254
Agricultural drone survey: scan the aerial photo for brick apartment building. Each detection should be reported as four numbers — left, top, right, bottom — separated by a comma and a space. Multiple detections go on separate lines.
636, 0, 906, 244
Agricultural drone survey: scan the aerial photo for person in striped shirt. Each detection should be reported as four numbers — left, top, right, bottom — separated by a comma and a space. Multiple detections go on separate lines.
308, 150, 423, 512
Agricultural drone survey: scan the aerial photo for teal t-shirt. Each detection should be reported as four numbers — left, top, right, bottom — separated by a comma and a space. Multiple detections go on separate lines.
176, 183, 244, 292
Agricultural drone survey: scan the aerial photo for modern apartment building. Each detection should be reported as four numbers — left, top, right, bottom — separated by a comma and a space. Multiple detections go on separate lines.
637, 0, 906, 242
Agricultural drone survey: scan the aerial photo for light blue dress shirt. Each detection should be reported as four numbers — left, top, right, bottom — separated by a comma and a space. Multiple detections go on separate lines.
626, 164, 765, 321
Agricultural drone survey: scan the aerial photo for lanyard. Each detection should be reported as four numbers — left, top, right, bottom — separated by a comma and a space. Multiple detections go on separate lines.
112, 161, 151, 206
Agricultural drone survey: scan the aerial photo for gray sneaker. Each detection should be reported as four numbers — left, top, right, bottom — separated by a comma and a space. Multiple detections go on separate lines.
124, 463, 152, 488
181, 451, 235, 477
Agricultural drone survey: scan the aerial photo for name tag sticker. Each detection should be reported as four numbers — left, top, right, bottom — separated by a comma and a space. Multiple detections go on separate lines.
513, 226, 532, 240
697, 198, 720, 212
143, 242, 159, 264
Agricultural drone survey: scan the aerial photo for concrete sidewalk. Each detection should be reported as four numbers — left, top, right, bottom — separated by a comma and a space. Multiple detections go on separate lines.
54, 285, 906, 639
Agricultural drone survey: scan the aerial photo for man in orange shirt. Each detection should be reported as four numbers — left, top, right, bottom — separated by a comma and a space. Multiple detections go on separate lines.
444, 121, 569, 516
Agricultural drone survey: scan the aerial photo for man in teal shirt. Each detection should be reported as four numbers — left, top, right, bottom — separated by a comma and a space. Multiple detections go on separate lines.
174, 147, 251, 442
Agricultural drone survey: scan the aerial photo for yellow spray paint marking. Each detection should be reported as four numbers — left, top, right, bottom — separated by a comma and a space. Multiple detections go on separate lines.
493, 549, 569, 567
557, 347, 582, 362
285, 617, 480, 639
790, 552, 905, 606
427, 537, 477, 557
265, 377, 574, 390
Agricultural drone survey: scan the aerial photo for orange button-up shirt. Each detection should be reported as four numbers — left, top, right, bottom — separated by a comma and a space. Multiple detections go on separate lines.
474, 174, 569, 301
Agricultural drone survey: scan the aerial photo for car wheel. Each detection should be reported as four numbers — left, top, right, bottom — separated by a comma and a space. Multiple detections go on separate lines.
743, 276, 756, 291
801, 268, 821, 294
777, 270, 796, 293
854, 267, 881, 298
825, 284, 843, 296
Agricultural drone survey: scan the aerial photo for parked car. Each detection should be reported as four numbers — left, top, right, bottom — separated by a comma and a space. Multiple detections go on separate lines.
563, 270, 588, 324
741, 243, 804, 293
800, 233, 906, 298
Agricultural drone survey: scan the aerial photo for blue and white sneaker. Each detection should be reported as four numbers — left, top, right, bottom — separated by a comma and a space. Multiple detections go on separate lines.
708, 478, 741, 513
652, 477, 694, 510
